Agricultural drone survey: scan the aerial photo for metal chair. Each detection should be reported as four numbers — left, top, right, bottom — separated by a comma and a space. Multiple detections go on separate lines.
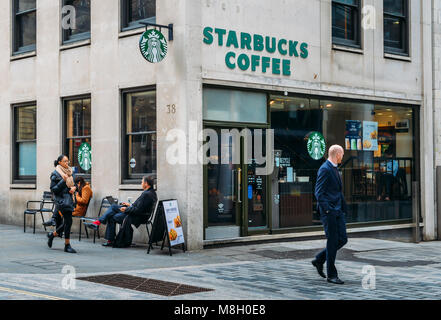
81, 196, 118, 243
116, 199, 158, 250
24, 191, 55, 234
145, 199, 158, 249
76, 199, 92, 241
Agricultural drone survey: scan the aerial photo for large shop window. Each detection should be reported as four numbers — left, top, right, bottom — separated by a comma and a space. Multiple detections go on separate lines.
332, 0, 361, 48
62, 0, 91, 44
122, 89, 157, 182
121, 0, 156, 31
384, 0, 408, 55
13, 104, 37, 183
13, 0, 37, 54
63, 97, 91, 177
270, 96, 416, 229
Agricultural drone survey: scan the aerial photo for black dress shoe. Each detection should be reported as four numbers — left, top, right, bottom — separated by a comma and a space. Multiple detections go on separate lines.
311, 260, 326, 278
102, 242, 113, 247
327, 277, 344, 285
64, 244, 77, 253
47, 232, 55, 248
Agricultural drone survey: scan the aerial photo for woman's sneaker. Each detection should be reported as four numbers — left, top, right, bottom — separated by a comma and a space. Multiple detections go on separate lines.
85, 220, 100, 231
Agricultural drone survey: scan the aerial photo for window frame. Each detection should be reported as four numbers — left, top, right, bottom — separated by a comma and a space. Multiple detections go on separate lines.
12, 102, 37, 184
120, 0, 156, 32
121, 86, 157, 184
62, 95, 92, 179
12, 0, 37, 55
383, 0, 409, 56
61, 0, 91, 45
331, 0, 362, 49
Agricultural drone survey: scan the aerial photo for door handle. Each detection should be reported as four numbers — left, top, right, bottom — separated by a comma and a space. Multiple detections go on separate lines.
238, 168, 242, 203
232, 169, 236, 202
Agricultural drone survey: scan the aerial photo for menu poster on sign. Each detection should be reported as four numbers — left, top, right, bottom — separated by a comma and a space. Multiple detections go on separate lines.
345, 120, 362, 151
362, 121, 378, 151
162, 200, 185, 247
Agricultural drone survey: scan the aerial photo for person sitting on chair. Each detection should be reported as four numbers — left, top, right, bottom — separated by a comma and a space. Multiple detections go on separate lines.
72, 176, 93, 217
85, 175, 157, 247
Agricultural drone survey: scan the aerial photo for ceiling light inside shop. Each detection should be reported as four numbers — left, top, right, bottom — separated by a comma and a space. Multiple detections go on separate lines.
271, 100, 285, 110
326, 104, 332, 108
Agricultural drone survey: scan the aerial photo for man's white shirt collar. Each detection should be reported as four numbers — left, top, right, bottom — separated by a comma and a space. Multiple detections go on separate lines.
328, 159, 338, 167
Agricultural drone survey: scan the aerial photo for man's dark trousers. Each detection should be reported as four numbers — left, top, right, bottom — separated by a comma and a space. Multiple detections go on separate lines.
99, 204, 127, 241
315, 208, 348, 278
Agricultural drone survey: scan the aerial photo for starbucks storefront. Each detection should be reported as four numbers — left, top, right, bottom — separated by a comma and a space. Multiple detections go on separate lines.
203, 87, 418, 241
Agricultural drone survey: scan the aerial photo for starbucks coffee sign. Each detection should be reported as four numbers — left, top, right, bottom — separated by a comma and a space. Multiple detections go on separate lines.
139, 29, 168, 63
78, 142, 92, 171
307, 132, 326, 160
203, 27, 309, 76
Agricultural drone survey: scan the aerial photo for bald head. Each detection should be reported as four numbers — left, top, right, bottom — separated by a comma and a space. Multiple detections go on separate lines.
328, 145, 344, 164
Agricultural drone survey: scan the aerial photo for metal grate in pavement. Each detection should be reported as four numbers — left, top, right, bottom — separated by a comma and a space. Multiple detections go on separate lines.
77, 274, 214, 296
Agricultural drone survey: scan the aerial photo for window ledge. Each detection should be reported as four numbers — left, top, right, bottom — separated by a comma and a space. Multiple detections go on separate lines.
60, 39, 91, 51
11, 51, 36, 61
119, 28, 144, 39
384, 53, 411, 62
119, 184, 143, 191
332, 44, 363, 55
10, 183, 36, 190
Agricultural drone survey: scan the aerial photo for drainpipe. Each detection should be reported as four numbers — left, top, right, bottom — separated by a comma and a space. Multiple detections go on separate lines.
437, 167, 441, 240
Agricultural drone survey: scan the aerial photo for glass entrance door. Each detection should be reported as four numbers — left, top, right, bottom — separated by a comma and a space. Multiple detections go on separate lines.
204, 127, 269, 240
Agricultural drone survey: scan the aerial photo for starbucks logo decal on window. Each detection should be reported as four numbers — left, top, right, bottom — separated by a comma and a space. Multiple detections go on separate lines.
78, 142, 92, 171
139, 29, 168, 63
307, 132, 326, 160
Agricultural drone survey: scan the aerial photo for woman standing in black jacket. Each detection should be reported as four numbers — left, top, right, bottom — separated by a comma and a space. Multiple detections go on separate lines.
47, 155, 77, 253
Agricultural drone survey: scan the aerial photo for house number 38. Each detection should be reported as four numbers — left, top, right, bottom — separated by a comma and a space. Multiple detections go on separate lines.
167, 104, 176, 114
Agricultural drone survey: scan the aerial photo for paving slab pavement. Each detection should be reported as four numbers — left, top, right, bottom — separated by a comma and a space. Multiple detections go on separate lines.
1, 224, 441, 300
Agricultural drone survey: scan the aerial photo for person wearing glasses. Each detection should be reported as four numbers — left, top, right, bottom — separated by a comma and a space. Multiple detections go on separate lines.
46, 155, 78, 253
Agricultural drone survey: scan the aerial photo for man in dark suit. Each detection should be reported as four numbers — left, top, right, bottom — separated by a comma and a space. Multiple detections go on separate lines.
312, 145, 348, 285
86, 175, 157, 247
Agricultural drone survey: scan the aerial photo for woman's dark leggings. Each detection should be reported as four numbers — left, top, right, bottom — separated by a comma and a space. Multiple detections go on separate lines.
54, 210, 73, 240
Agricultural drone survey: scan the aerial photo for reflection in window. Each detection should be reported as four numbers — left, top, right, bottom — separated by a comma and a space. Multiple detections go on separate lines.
270, 95, 415, 229
62, 0, 91, 43
64, 97, 91, 175
123, 90, 157, 181
13, 0, 37, 54
384, 0, 408, 55
121, 0, 156, 30
13, 104, 37, 182
332, 0, 360, 47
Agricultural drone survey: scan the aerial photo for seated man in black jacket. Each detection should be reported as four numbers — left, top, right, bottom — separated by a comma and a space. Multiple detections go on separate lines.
86, 175, 157, 247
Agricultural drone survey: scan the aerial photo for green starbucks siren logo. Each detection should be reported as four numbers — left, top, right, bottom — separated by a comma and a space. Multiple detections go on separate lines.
307, 132, 326, 160
139, 29, 168, 63
78, 142, 92, 171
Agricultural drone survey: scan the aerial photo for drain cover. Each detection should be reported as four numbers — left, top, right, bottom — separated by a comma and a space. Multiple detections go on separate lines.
77, 274, 214, 297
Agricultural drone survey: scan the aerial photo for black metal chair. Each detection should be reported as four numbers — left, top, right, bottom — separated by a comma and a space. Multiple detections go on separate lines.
24, 191, 55, 234
118, 199, 158, 250
145, 200, 158, 248
81, 196, 118, 243
76, 199, 92, 241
